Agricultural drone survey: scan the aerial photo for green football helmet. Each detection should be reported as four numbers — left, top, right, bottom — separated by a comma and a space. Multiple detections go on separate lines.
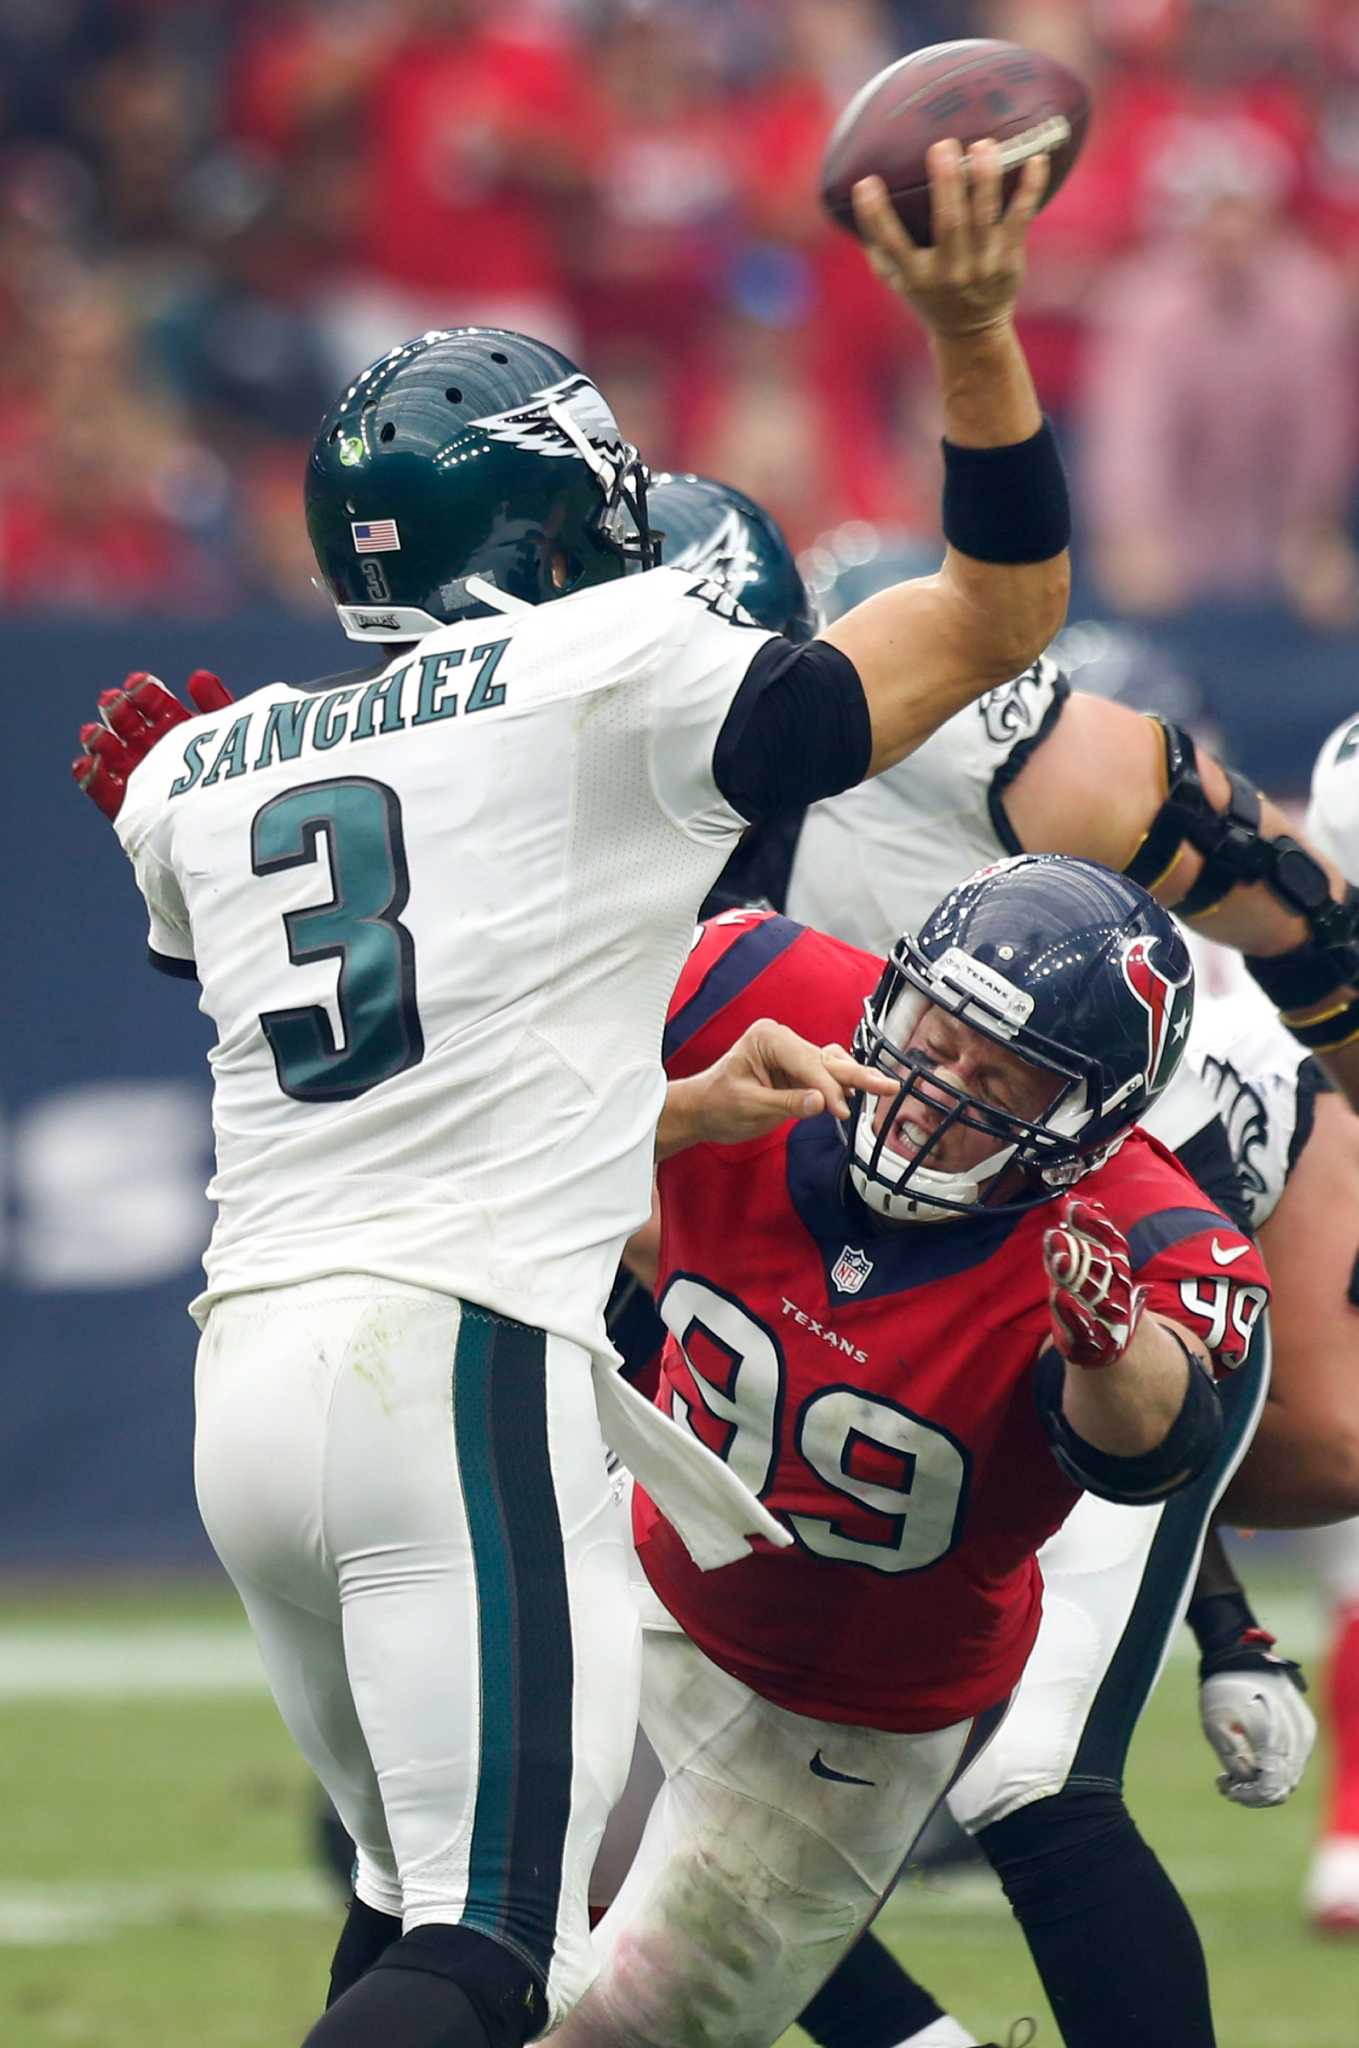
649, 472, 820, 642
306, 327, 659, 643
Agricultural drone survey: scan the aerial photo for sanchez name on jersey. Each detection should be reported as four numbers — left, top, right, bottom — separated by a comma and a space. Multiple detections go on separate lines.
113, 571, 866, 1357
634, 914, 1270, 1732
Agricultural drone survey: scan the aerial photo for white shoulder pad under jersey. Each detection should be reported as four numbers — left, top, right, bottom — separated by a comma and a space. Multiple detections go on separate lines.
786, 657, 1068, 951
1306, 709, 1359, 886
112, 566, 778, 1355
1191, 992, 1329, 1230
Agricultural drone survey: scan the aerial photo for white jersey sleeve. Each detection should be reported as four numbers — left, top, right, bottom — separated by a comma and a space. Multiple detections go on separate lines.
785, 657, 1068, 952
1306, 710, 1359, 886
124, 829, 195, 971
644, 575, 779, 841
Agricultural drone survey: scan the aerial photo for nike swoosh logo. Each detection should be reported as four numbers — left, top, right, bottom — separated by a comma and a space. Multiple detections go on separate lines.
1210, 1239, 1250, 1266
809, 1750, 876, 1787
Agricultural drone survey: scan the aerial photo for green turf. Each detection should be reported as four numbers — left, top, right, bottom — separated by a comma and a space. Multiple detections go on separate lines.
0, 1574, 1350, 2048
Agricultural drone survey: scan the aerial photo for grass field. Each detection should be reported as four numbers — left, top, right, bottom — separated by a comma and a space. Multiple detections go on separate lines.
0, 1569, 1351, 2048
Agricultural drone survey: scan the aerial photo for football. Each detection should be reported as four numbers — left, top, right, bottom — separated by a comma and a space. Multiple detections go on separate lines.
820, 39, 1091, 246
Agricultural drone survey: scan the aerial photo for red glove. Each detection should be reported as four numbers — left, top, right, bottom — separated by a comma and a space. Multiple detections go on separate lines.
72, 669, 234, 821
1043, 1196, 1148, 1370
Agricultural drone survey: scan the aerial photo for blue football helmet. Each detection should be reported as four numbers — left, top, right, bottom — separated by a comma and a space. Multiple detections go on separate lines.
648, 472, 820, 640
849, 854, 1195, 1223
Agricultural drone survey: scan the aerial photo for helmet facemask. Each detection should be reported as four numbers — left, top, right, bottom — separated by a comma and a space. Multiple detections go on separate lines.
847, 939, 1108, 1224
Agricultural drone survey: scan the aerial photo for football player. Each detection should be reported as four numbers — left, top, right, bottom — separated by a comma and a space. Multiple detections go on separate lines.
1281, 718, 1359, 1933
70, 145, 1073, 2048
552, 855, 1269, 2048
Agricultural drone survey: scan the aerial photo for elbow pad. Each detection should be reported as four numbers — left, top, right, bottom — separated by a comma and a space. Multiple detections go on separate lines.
1035, 1340, 1224, 1505
1124, 721, 1359, 1046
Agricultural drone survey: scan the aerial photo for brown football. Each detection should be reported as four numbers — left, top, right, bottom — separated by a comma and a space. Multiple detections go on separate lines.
821, 39, 1091, 246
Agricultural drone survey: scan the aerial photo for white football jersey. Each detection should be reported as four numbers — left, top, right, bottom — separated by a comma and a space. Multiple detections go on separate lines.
786, 658, 1067, 948
1191, 995, 1326, 1231
784, 660, 1221, 1154
116, 568, 778, 1354
1306, 708, 1359, 885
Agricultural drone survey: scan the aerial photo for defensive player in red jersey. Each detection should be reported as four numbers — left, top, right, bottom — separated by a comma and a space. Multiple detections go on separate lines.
551, 855, 1268, 2048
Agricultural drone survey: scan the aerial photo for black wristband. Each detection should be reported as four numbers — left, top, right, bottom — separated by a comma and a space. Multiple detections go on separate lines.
1186, 1587, 1258, 1664
941, 418, 1071, 564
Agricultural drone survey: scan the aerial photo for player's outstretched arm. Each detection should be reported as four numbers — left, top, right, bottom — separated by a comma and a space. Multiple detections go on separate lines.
1000, 691, 1359, 1109
823, 142, 1070, 776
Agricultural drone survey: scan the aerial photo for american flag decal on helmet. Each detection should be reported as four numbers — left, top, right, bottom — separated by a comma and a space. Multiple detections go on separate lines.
1120, 934, 1192, 1086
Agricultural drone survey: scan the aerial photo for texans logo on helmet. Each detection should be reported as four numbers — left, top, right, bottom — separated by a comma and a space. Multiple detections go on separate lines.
1120, 935, 1191, 1085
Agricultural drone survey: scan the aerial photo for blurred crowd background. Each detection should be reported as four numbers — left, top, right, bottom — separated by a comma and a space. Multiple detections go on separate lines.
4, 0, 1359, 634
7, 0, 1359, 1567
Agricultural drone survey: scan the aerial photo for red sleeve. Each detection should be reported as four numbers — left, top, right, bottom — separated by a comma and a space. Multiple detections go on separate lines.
663, 912, 881, 1080
1096, 1135, 1271, 1376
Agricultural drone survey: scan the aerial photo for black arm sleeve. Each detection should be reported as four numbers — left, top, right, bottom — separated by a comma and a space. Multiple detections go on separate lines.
1034, 1341, 1225, 1504
712, 637, 872, 823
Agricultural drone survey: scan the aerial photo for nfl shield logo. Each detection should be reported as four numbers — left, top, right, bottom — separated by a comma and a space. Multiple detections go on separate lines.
831, 1246, 873, 1295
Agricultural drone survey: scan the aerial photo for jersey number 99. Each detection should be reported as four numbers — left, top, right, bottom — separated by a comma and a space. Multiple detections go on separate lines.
251, 777, 424, 1103
660, 1276, 969, 1575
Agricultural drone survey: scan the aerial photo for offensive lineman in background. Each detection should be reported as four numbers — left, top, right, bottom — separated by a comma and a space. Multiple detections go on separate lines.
1293, 719, 1359, 1930
72, 146, 1071, 2048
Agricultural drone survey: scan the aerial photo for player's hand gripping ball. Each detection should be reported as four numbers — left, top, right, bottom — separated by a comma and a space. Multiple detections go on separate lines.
821, 38, 1091, 246
1043, 1196, 1147, 1371
72, 669, 234, 821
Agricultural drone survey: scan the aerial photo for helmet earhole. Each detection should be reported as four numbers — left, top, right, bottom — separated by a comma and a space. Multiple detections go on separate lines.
445, 387, 462, 403
380, 422, 395, 443
490, 351, 508, 365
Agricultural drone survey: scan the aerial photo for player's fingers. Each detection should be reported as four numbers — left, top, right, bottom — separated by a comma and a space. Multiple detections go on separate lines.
99, 684, 157, 742
821, 1044, 896, 1099
187, 668, 234, 714
1001, 148, 1050, 245
851, 175, 921, 273
965, 136, 1003, 263
126, 674, 194, 741
927, 138, 968, 274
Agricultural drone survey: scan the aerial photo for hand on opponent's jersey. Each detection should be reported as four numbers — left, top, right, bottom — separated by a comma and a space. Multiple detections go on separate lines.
656, 1021, 895, 1162
1043, 1197, 1148, 1371
72, 669, 234, 820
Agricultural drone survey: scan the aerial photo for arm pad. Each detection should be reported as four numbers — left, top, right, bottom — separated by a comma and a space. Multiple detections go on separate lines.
1034, 1335, 1224, 1504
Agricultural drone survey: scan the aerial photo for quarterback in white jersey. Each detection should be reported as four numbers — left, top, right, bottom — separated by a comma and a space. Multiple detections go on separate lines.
78, 146, 1072, 2048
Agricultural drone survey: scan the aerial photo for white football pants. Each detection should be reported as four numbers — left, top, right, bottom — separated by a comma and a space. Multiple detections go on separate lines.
194, 1276, 640, 2028
560, 1569, 1005, 2048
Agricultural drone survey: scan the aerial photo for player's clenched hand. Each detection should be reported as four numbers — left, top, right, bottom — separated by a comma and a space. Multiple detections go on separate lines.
1200, 1645, 1316, 1809
851, 138, 1049, 338
1043, 1196, 1147, 1370
72, 669, 234, 821
657, 1021, 895, 1161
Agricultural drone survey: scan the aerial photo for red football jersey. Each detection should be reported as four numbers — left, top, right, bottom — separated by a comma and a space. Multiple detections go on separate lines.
634, 914, 1270, 1733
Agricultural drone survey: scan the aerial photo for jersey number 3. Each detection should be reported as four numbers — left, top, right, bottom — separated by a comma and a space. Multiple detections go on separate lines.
251, 777, 424, 1102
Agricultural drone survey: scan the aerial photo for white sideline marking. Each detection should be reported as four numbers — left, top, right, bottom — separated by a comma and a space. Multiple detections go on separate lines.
0, 1871, 333, 1946
0, 1626, 265, 1699
0, 1593, 1324, 1702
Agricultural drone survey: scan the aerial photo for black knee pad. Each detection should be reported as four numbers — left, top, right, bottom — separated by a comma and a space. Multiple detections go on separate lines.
979, 1785, 1141, 1919
375, 1924, 547, 2048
